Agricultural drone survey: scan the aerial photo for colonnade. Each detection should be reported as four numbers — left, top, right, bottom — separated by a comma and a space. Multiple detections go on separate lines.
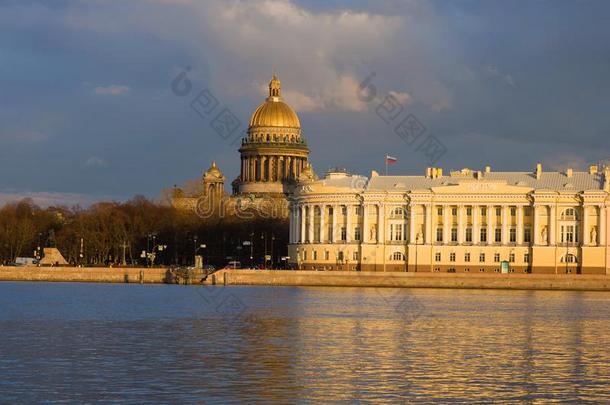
241, 155, 307, 182
289, 202, 606, 247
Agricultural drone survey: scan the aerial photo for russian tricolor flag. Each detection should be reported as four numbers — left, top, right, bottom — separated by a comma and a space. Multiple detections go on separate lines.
385, 155, 397, 165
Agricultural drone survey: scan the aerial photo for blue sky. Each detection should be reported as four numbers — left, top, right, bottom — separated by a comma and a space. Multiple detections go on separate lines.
1, 0, 609, 206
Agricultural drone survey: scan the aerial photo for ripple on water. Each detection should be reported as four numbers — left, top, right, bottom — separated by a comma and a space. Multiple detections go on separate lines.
0, 283, 608, 403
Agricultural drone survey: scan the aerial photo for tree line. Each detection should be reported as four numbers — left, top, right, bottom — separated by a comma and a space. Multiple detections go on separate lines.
0, 197, 289, 267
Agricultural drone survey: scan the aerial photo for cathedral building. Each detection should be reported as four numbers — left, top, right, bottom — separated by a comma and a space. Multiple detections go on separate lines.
288, 165, 610, 274
172, 74, 316, 215
235, 74, 311, 196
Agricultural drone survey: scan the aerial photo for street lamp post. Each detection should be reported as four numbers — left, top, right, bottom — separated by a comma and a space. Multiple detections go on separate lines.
271, 233, 275, 269
250, 232, 254, 268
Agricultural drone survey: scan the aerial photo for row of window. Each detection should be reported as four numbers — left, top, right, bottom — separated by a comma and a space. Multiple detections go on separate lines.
436, 206, 533, 218
434, 227, 531, 243
301, 250, 578, 264
435, 252, 531, 263
304, 206, 585, 221
302, 250, 360, 261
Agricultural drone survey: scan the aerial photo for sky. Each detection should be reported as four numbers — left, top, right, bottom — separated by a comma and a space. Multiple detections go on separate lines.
1, 0, 610, 206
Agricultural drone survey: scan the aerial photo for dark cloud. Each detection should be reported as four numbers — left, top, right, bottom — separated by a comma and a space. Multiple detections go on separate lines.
1, 0, 609, 202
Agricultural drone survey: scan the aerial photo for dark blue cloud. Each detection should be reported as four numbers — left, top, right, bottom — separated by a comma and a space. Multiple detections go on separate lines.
1, 0, 609, 205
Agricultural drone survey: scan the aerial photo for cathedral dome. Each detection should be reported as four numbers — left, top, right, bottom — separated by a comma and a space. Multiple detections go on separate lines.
248, 74, 301, 129
204, 161, 224, 179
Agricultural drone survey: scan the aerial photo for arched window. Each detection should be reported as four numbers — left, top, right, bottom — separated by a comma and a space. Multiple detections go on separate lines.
391, 251, 406, 261
561, 208, 578, 220
391, 207, 407, 219
561, 254, 578, 263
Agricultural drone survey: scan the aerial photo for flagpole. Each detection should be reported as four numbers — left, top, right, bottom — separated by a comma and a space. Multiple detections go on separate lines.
385, 155, 388, 176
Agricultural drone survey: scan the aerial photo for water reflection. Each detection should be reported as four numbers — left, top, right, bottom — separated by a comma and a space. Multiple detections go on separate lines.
0, 283, 608, 403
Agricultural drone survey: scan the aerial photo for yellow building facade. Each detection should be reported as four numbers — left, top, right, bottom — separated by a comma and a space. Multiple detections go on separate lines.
288, 165, 610, 274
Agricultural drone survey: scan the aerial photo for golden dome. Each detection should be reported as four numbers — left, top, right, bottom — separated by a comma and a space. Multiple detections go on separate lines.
248, 74, 301, 129
204, 161, 223, 179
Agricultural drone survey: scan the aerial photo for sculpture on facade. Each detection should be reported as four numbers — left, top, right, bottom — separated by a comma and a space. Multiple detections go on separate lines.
591, 226, 597, 245
370, 224, 377, 241
541, 226, 548, 244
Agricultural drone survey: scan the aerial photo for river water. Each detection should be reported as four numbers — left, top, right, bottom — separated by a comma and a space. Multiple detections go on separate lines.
0, 282, 608, 403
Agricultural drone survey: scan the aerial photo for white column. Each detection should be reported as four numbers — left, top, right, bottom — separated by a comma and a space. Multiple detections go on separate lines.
517, 205, 524, 245
443, 205, 450, 244
378, 204, 385, 244
308, 205, 314, 243
457, 205, 464, 244
533, 205, 539, 245
487, 205, 494, 245
549, 205, 556, 246
582, 205, 589, 246
425, 204, 432, 244
300, 205, 306, 243
409, 205, 417, 243
363, 204, 369, 243
331, 205, 338, 243
320, 205, 326, 243
289, 206, 295, 243
346, 205, 352, 243
473, 205, 479, 245
599, 205, 606, 246
501, 205, 508, 245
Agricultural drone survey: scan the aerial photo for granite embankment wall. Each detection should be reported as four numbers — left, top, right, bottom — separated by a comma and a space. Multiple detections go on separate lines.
0, 267, 170, 284
208, 270, 610, 291
1, 267, 610, 291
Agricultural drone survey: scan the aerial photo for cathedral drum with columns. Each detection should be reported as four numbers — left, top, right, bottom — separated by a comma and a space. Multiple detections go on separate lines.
234, 74, 310, 196
288, 164, 610, 274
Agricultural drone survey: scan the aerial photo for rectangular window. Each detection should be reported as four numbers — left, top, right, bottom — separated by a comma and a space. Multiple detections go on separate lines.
496, 208, 501, 217
355, 206, 362, 216
524, 207, 532, 216
395, 224, 403, 241
524, 253, 530, 263
563, 225, 576, 243
450, 253, 456, 262
465, 228, 473, 243
466, 207, 472, 216
465, 252, 471, 262
313, 251, 318, 260
354, 226, 361, 241
437, 207, 443, 216
303, 251, 307, 261
341, 206, 347, 216
480, 228, 487, 243
494, 253, 500, 262
451, 228, 458, 242
510, 207, 516, 217
337, 251, 344, 261
479, 253, 485, 262
452, 207, 458, 216
353, 251, 359, 261
436, 227, 443, 242
524, 228, 531, 243
495, 228, 502, 243
341, 227, 347, 241
509, 253, 515, 262
481, 207, 487, 216
325, 251, 329, 260
510, 228, 516, 243
435, 252, 441, 262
